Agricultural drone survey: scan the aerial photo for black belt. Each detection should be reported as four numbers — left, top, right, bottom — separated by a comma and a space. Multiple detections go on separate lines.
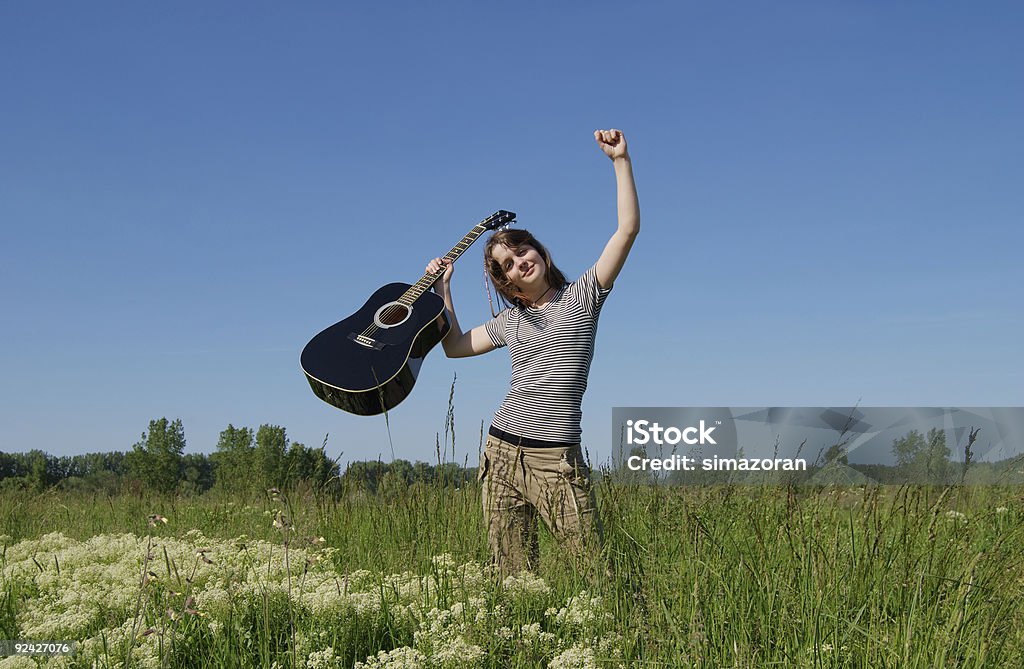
488, 425, 578, 449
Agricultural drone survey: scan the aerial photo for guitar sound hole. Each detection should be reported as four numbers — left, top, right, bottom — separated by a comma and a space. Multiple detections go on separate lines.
380, 306, 408, 325
374, 302, 412, 328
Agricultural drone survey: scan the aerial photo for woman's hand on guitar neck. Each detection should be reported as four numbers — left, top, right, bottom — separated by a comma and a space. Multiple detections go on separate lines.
426, 257, 454, 293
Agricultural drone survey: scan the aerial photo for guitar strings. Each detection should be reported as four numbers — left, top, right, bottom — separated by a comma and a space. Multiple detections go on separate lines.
359, 224, 492, 339
361, 213, 511, 337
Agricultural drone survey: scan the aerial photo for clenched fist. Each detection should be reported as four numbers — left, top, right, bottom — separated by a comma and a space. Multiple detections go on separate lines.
595, 129, 629, 161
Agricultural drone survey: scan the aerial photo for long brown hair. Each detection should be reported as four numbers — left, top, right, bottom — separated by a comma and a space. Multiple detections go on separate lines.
483, 229, 568, 309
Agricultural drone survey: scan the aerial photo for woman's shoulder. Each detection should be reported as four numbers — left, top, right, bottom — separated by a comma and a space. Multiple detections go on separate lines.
563, 264, 611, 312
567, 264, 606, 292
487, 305, 517, 323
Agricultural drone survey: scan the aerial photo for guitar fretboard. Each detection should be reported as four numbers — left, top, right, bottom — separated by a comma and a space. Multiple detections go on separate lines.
399, 224, 489, 305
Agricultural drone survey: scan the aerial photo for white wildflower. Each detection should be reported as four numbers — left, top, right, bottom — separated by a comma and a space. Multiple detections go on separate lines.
520, 622, 557, 649
306, 646, 339, 669
384, 570, 424, 601
502, 570, 551, 596
431, 553, 456, 570
454, 560, 486, 590
548, 591, 612, 628
348, 590, 384, 616
548, 642, 598, 669
354, 646, 426, 669
195, 585, 232, 618
430, 634, 485, 667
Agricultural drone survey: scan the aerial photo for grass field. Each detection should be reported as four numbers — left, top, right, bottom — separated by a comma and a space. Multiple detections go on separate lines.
1, 478, 1022, 668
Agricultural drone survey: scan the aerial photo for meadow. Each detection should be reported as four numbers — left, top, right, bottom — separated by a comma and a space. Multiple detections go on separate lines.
1, 477, 1021, 668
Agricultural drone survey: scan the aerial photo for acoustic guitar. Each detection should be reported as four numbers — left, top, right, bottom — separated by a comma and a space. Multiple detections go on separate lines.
301, 210, 516, 415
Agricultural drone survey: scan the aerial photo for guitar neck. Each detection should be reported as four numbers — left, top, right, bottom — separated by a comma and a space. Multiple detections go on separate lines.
400, 224, 491, 305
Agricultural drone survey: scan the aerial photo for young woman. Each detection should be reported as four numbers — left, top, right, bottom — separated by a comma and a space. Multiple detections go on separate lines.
426, 129, 639, 576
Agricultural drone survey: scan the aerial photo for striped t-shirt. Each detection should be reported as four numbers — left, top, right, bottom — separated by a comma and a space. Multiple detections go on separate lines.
484, 264, 612, 444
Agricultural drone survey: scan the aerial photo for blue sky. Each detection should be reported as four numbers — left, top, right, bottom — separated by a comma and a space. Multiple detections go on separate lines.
2, 2, 1021, 468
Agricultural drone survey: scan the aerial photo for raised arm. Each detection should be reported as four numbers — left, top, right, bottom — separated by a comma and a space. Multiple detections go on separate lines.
593, 129, 640, 289
425, 257, 497, 358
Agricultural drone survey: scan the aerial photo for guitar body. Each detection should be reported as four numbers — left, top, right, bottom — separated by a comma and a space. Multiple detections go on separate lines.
301, 283, 450, 415
301, 210, 514, 415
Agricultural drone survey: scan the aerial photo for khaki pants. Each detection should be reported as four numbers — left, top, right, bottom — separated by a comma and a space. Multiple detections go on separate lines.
479, 434, 605, 577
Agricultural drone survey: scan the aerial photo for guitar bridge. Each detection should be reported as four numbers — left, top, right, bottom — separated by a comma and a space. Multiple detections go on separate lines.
348, 333, 385, 350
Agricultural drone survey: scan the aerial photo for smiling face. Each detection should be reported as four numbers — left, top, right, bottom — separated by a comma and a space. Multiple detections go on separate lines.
488, 243, 548, 294
483, 229, 568, 308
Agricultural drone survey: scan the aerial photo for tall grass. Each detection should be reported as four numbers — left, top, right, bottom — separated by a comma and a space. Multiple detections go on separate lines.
1, 478, 1022, 667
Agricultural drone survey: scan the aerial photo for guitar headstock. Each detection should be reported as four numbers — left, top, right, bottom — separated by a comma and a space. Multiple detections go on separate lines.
481, 210, 516, 231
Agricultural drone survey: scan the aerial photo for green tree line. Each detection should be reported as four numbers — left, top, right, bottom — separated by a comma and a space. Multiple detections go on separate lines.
0, 417, 474, 495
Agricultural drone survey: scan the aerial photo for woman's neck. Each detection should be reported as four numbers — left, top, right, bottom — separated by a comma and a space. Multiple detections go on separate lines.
525, 282, 555, 307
